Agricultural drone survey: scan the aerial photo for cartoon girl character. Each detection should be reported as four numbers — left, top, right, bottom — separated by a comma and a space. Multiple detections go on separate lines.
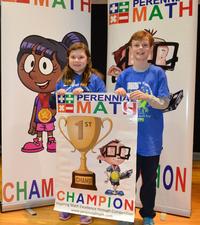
97, 139, 133, 196
17, 35, 67, 153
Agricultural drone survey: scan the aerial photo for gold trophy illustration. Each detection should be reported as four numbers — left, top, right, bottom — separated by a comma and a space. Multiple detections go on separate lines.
58, 116, 113, 190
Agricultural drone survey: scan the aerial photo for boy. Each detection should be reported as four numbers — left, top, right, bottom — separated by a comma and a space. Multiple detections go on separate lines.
115, 30, 170, 225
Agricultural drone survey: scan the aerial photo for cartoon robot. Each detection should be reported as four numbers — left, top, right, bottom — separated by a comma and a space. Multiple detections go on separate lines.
97, 139, 133, 196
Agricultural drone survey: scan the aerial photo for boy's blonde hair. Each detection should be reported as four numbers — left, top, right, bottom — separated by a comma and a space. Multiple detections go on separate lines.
128, 30, 154, 47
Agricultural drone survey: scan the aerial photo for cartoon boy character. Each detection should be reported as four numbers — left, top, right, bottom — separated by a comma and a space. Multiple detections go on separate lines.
17, 35, 67, 153
97, 139, 133, 196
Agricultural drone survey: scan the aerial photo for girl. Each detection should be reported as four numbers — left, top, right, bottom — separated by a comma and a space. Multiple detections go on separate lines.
56, 42, 106, 95
57, 42, 106, 224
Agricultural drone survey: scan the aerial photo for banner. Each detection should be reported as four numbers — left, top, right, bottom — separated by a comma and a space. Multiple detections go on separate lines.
1, 0, 91, 211
107, 0, 198, 217
54, 93, 137, 222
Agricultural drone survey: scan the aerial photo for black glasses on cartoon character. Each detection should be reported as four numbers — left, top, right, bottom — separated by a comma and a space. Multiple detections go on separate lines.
103, 145, 131, 159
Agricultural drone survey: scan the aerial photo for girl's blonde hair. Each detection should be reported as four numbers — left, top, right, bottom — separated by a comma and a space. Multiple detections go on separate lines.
62, 42, 92, 86
128, 30, 154, 47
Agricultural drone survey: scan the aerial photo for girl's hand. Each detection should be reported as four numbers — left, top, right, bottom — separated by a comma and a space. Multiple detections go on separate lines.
130, 90, 150, 100
57, 88, 66, 95
115, 88, 127, 96
73, 87, 84, 95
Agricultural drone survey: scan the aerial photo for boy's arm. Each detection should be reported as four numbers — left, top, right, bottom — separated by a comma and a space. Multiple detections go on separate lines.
115, 73, 124, 90
115, 87, 127, 96
149, 68, 170, 109
114, 73, 127, 96
147, 95, 170, 109
130, 90, 170, 109
143, 68, 170, 109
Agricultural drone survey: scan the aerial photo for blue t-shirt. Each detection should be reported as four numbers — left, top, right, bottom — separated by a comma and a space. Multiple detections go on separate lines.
115, 65, 170, 156
56, 73, 106, 93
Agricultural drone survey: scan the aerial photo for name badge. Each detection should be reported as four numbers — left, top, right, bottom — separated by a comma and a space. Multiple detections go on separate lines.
127, 82, 139, 91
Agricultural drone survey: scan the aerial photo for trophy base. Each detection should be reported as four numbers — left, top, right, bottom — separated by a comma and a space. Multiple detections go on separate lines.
71, 171, 97, 190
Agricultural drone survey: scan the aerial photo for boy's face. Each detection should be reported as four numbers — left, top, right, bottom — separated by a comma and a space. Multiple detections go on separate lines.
131, 39, 152, 62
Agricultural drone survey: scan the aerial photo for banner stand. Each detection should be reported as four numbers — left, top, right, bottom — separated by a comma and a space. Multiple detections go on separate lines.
107, 0, 198, 217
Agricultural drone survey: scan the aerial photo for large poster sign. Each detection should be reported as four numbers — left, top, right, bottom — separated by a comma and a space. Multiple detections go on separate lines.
54, 93, 137, 222
1, 0, 91, 211
107, 0, 198, 217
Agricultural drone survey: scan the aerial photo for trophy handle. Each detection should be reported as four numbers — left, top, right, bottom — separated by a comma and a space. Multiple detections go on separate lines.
58, 116, 76, 151
95, 117, 113, 147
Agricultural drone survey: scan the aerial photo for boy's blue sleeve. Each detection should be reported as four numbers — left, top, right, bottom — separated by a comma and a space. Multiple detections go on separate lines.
115, 74, 124, 90
158, 70, 170, 98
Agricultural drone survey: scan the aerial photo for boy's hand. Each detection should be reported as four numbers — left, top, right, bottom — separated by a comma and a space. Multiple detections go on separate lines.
115, 88, 127, 96
73, 87, 84, 95
130, 90, 150, 100
57, 88, 66, 95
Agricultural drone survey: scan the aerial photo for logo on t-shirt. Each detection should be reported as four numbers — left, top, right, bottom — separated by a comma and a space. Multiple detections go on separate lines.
127, 82, 152, 122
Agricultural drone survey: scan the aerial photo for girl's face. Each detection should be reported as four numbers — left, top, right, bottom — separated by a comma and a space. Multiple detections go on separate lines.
18, 51, 62, 93
68, 49, 88, 74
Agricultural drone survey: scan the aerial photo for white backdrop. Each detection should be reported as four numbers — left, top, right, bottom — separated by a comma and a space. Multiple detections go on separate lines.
107, 0, 198, 217
1, 1, 91, 211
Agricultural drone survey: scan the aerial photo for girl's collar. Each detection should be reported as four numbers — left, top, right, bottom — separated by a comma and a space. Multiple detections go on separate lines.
74, 72, 83, 76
